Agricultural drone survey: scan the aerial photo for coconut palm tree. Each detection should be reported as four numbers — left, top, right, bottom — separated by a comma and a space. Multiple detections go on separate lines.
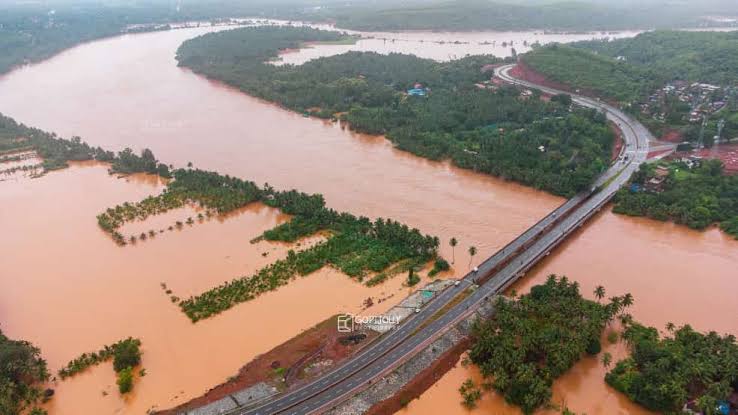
468, 246, 477, 269
450, 237, 458, 264
609, 296, 623, 315
622, 293, 634, 308
619, 313, 633, 327
666, 322, 675, 333
594, 285, 605, 302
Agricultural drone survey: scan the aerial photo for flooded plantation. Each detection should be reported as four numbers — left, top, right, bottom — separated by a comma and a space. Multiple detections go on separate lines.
0, 25, 736, 415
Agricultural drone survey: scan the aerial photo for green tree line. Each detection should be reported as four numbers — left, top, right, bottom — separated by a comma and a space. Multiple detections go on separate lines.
95, 168, 442, 321
1, 112, 168, 176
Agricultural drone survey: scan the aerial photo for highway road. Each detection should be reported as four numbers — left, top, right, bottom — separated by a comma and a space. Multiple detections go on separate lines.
202, 64, 653, 415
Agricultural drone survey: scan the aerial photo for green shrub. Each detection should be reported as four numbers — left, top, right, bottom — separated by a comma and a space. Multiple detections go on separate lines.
116, 367, 134, 394
112, 338, 142, 373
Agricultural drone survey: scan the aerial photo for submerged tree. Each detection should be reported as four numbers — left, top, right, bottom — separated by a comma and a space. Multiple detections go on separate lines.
468, 245, 477, 269
450, 237, 458, 264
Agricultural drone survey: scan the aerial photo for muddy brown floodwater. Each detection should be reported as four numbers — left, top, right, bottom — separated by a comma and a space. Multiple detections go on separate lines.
0, 26, 736, 415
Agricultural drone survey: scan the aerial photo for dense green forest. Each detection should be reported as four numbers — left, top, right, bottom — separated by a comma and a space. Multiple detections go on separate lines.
330, 0, 736, 32
606, 323, 738, 413
522, 31, 738, 102
521, 44, 654, 102
613, 160, 738, 238
0, 328, 49, 415
468, 276, 632, 413
572, 31, 738, 87
97, 167, 441, 321
177, 26, 615, 196
0, 112, 169, 176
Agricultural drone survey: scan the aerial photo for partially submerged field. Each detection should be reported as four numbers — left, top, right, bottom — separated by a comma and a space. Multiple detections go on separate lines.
2, 23, 738, 415
0, 162, 451, 414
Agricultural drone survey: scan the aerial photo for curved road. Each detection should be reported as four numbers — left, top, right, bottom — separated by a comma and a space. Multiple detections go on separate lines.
193, 64, 652, 415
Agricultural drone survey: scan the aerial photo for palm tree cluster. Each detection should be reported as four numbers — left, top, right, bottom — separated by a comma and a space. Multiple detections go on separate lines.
57, 337, 141, 380
468, 275, 633, 414
97, 168, 263, 244
606, 323, 738, 413
94, 166, 444, 322
96, 166, 440, 322
180, 215, 441, 322
0, 329, 49, 415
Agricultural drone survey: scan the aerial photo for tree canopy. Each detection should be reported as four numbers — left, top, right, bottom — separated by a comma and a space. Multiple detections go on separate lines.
468, 276, 631, 414
328, 0, 737, 32
0, 113, 168, 176
0, 328, 49, 415
607, 323, 738, 414
523, 31, 738, 103
613, 160, 738, 239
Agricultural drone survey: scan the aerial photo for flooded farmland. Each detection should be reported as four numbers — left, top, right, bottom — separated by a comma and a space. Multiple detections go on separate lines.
0, 25, 736, 415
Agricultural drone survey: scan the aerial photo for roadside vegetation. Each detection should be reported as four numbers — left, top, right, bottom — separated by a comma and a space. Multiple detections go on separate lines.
467, 276, 633, 414
522, 44, 653, 102
607, 323, 738, 414
613, 160, 738, 238
58, 338, 142, 395
177, 26, 615, 197
0, 328, 50, 415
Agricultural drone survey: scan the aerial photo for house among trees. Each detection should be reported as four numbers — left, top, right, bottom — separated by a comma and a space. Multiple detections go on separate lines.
407, 83, 428, 97
680, 155, 702, 169
644, 165, 670, 192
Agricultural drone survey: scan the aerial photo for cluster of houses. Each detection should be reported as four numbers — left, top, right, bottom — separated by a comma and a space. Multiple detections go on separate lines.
642, 81, 735, 123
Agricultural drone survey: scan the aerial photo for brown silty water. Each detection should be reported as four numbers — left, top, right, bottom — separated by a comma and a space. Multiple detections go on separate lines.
0, 26, 735, 415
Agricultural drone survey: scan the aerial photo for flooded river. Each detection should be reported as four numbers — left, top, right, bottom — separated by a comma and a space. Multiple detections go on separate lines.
0, 26, 736, 415
274, 27, 640, 64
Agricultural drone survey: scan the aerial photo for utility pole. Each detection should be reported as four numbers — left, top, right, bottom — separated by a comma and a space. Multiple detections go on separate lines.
716, 118, 725, 145
698, 114, 707, 149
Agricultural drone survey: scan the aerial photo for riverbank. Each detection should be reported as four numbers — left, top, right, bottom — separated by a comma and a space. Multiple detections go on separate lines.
159, 279, 458, 414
